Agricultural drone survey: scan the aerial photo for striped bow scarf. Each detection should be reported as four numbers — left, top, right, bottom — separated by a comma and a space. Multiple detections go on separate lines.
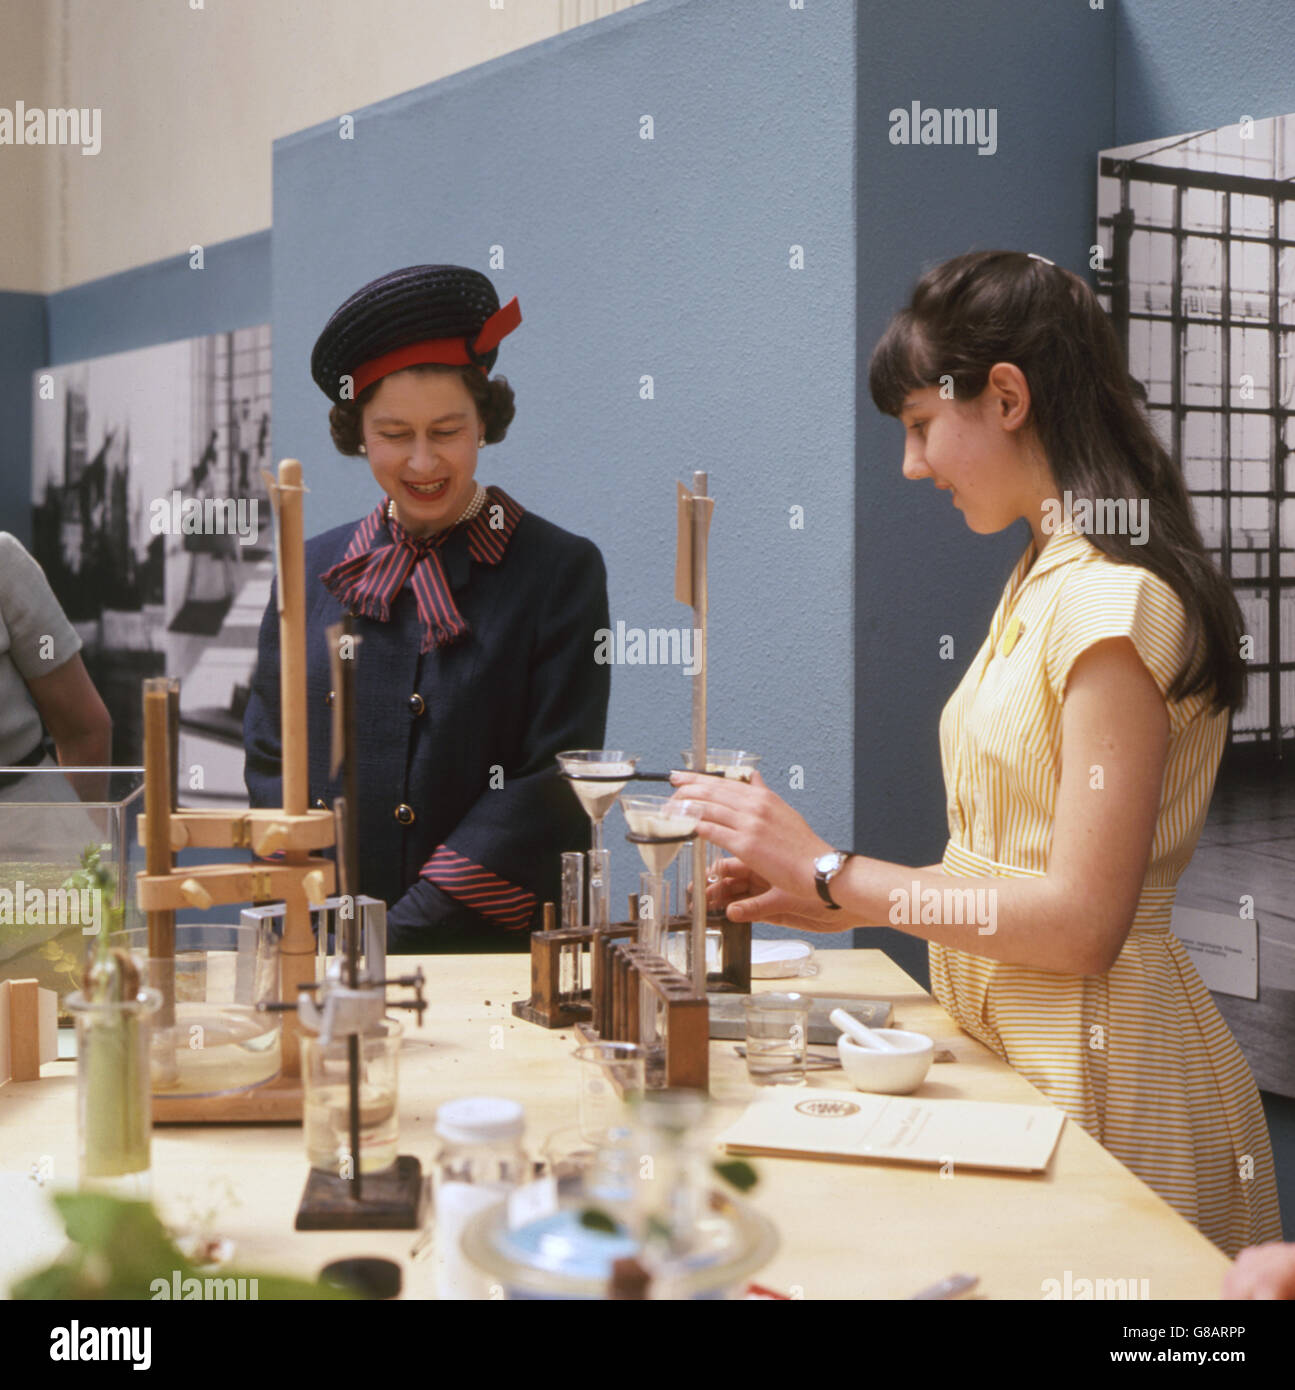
319, 485, 524, 652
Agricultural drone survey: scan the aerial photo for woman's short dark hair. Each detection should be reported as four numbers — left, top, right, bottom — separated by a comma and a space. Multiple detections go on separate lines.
328, 363, 516, 455
869, 249, 1245, 714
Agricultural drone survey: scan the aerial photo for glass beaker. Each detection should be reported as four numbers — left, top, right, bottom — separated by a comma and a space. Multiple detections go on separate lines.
302, 1017, 403, 1177
741, 992, 811, 1086
573, 1040, 644, 1146
573, 1040, 645, 1210
128, 920, 281, 1098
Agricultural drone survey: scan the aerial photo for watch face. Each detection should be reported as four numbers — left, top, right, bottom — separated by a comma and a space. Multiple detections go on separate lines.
815, 852, 844, 876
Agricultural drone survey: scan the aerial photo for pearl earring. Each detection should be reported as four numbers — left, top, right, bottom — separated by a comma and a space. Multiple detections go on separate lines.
359, 443, 367, 454
478, 438, 485, 447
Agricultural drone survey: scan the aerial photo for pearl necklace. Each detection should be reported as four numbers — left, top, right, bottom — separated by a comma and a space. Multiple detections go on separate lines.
387, 481, 487, 530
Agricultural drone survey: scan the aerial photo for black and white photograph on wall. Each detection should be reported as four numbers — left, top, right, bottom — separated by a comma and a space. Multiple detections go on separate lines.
29, 326, 273, 801
1098, 112, 1295, 1098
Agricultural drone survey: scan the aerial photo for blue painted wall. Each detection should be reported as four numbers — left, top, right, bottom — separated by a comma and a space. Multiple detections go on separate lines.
0, 292, 47, 545
271, 0, 858, 932
44, 230, 271, 365
1117, 0, 1295, 143
852, 0, 1115, 982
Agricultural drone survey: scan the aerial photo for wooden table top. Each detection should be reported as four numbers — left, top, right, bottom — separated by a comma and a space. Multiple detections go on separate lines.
0, 948, 1231, 1299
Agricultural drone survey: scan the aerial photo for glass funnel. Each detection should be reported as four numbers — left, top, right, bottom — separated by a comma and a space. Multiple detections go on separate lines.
620, 791, 700, 1037
558, 751, 639, 936
619, 795, 700, 878
556, 750, 639, 854
679, 749, 761, 782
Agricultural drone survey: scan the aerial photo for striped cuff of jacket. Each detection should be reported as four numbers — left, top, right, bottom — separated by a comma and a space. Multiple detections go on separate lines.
420, 847, 537, 931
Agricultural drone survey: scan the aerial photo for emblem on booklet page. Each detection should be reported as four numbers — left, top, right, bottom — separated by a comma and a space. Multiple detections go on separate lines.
795, 1099, 861, 1119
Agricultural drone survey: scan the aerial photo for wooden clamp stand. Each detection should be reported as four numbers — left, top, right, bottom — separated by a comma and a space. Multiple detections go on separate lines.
137, 458, 332, 1123
513, 471, 750, 1096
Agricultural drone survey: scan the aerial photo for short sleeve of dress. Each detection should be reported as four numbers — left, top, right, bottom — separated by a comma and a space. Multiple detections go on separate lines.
1043, 561, 1190, 708
0, 532, 82, 681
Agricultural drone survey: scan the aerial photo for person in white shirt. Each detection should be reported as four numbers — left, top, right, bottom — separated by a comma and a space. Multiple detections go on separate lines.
0, 532, 112, 793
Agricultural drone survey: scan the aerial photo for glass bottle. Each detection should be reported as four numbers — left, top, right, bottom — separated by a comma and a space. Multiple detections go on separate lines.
432, 1097, 528, 1300
67, 984, 161, 1198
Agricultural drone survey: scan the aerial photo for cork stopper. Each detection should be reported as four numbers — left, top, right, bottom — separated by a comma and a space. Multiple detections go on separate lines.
608, 1256, 652, 1301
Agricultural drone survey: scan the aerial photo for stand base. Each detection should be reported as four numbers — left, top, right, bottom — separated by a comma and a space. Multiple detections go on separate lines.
294, 1154, 426, 1230
511, 997, 591, 1028
152, 1076, 303, 1125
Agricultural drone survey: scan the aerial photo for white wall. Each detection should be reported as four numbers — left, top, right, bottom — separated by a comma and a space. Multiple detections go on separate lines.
0, 0, 52, 291
0, 0, 644, 293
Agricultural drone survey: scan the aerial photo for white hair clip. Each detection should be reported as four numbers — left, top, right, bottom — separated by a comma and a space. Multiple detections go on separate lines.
1026, 252, 1056, 265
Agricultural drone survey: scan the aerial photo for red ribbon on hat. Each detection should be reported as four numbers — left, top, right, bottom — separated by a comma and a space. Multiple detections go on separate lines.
350, 297, 522, 397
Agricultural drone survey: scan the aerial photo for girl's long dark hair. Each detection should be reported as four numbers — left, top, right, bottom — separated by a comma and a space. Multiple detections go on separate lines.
868, 250, 1245, 714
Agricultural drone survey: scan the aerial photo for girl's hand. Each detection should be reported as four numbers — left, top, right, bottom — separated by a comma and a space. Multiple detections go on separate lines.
705, 856, 857, 931
670, 770, 852, 928
704, 856, 768, 913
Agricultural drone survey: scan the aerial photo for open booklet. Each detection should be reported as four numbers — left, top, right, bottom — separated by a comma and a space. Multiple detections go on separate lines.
720, 1088, 1066, 1174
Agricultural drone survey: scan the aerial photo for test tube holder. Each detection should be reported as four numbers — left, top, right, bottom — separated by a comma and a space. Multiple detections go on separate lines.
515, 913, 708, 1087
513, 910, 750, 1030
586, 939, 709, 1092
135, 458, 334, 1124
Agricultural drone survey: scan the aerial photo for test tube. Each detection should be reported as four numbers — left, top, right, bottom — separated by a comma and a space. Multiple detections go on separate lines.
638, 870, 670, 957
559, 853, 584, 1001
638, 873, 660, 1051
587, 848, 611, 933
561, 851, 584, 931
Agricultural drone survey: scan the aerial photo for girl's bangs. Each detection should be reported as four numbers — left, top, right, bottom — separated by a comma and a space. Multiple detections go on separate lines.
868, 311, 934, 416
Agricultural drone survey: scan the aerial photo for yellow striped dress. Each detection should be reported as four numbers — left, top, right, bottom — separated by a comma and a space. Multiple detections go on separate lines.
930, 521, 1282, 1258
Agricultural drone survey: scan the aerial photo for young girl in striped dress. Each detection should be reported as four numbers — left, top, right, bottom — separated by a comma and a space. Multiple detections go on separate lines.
672, 250, 1282, 1258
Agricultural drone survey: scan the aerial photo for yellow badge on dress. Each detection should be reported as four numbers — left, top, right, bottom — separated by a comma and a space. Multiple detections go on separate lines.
1002, 614, 1025, 656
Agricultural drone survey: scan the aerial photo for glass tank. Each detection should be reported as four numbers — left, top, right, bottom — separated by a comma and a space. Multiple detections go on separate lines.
0, 765, 146, 1022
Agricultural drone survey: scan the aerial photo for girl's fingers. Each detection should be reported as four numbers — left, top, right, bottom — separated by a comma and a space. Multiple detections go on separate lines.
691, 816, 745, 858
669, 770, 763, 815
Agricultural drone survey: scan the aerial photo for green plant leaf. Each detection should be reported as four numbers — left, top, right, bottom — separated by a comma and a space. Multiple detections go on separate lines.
712, 1158, 758, 1193
11, 1192, 352, 1301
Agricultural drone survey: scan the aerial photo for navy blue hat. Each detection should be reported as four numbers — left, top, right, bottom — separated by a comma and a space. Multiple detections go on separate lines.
310, 264, 521, 404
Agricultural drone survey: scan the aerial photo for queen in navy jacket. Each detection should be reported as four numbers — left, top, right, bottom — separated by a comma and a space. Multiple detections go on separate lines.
243, 265, 610, 951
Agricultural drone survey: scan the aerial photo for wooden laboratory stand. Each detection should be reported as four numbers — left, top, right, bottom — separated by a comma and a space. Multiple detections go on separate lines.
136, 458, 334, 1124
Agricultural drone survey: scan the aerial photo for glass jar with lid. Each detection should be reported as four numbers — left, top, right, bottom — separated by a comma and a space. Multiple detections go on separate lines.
432, 1096, 528, 1300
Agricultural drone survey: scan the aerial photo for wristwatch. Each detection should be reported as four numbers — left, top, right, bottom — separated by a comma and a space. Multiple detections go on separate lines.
813, 851, 854, 910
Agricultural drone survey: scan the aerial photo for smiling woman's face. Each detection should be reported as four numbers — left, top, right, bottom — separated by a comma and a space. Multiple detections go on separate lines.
361, 369, 482, 535
897, 374, 1039, 536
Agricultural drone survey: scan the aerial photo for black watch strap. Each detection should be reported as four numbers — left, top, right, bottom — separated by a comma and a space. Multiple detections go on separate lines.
814, 852, 853, 910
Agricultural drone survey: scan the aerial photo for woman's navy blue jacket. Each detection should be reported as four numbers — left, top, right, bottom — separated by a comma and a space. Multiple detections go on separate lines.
242, 499, 610, 952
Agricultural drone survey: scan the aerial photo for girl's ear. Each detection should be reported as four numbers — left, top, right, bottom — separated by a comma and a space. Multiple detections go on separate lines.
986, 361, 1031, 432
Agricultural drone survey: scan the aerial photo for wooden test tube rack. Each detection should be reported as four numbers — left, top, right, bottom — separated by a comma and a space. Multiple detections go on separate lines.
138, 458, 335, 1124
514, 899, 753, 1095
514, 911, 751, 1033
604, 942, 709, 1091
